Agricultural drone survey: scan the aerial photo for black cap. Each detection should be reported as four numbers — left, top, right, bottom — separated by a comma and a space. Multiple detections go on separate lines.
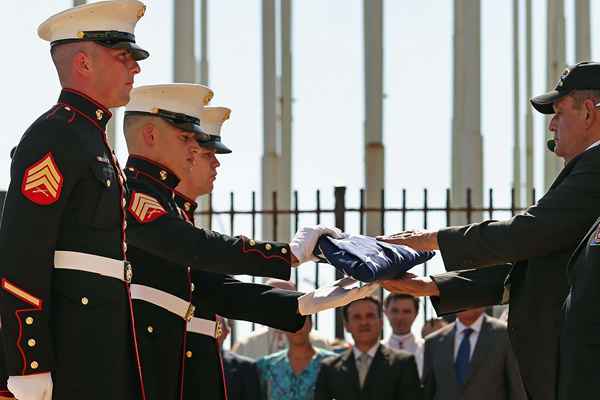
530, 61, 600, 114
51, 31, 149, 61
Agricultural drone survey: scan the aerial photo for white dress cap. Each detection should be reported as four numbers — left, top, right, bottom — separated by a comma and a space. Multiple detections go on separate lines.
198, 107, 232, 154
38, 0, 149, 60
125, 83, 218, 141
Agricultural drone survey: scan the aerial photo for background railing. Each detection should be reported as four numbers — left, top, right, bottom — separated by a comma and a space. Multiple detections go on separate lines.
196, 186, 533, 342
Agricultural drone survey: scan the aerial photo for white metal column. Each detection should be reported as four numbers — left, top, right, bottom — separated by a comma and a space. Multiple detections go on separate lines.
196, 0, 212, 228
174, 0, 197, 83
512, 0, 521, 207
544, 0, 565, 189
364, 0, 384, 236
575, 0, 591, 62
525, 0, 534, 204
278, 0, 293, 241
452, 0, 482, 224
261, 0, 280, 241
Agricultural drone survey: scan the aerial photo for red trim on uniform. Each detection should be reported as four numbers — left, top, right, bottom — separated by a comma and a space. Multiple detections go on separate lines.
179, 267, 193, 400
67, 111, 76, 124
45, 104, 63, 120
132, 169, 176, 192
129, 155, 178, 178
20, 153, 63, 206
57, 102, 104, 133
217, 341, 229, 400
240, 237, 292, 264
62, 88, 111, 116
14, 308, 41, 375
127, 286, 147, 400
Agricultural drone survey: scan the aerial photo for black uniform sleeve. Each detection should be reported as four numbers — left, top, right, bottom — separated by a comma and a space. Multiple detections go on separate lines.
0, 116, 85, 376
438, 152, 600, 269
127, 202, 293, 279
429, 264, 511, 315
192, 273, 305, 333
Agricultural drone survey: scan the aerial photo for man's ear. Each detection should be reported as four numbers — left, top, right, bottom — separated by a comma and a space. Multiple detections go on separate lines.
583, 99, 597, 128
141, 123, 157, 146
72, 51, 92, 78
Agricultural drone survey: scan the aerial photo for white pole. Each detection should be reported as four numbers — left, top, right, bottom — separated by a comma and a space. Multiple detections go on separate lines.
261, 0, 280, 241
364, 0, 385, 236
544, 0, 565, 189
525, 0, 534, 204
174, 0, 197, 83
513, 0, 521, 207
452, 0, 482, 224
575, 0, 591, 62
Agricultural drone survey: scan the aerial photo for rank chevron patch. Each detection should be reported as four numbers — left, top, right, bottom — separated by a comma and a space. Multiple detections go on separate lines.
128, 192, 167, 223
21, 152, 63, 205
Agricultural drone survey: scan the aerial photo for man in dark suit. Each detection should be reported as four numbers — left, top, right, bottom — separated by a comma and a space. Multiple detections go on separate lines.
422, 308, 526, 400
559, 213, 600, 399
379, 61, 600, 400
314, 297, 421, 400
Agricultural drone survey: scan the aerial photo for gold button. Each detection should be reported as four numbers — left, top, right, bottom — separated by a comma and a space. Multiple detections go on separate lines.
249, 239, 256, 246
96, 109, 104, 120
190, 283, 195, 292
281, 248, 288, 254
81, 297, 89, 305
147, 326, 154, 334
265, 244, 272, 251
25, 317, 34, 325
184, 202, 191, 211
128, 167, 135, 172
160, 170, 168, 181
106, 179, 111, 187
30, 361, 39, 370
64, 106, 71, 111
27, 339, 36, 347
186, 351, 193, 358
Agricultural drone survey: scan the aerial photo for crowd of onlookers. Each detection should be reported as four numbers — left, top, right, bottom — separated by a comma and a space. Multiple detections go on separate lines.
219, 278, 527, 400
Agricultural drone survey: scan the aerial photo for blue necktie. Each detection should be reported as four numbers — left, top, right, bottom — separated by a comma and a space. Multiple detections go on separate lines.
455, 328, 474, 385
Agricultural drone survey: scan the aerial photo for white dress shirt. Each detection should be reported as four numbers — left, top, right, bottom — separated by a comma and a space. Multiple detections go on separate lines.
585, 139, 600, 152
453, 314, 484, 361
386, 333, 424, 378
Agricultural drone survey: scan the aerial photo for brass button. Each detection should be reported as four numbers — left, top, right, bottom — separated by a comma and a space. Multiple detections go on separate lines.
27, 339, 36, 347
186, 350, 193, 358
184, 202, 191, 212
30, 361, 39, 370
106, 179, 111, 187
96, 109, 104, 120
64, 106, 71, 111
25, 317, 34, 325
147, 326, 154, 334
249, 239, 256, 246
81, 297, 89, 305
128, 167, 135, 172
265, 244, 272, 251
190, 283, 195, 292
281, 248, 288, 254
160, 170, 168, 181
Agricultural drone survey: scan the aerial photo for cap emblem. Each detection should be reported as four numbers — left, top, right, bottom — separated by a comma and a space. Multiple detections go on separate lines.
557, 68, 570, 88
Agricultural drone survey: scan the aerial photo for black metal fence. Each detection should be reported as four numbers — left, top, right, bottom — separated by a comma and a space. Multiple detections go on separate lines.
196, 186, 533, 341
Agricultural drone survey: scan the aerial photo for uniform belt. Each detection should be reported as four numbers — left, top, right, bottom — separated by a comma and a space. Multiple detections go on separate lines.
130, 284, 195, 321
54, 251, 132, 283
187, 317, 222, 339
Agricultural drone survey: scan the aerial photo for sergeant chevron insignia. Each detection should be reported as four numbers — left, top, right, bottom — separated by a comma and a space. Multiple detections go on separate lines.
128, 192, 167, 223
21, 152, 63, 205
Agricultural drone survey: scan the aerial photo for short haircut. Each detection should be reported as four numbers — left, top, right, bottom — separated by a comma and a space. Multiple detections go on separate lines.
570, 89, 600, 109
384, 293, 420, 313
342, 296, 382, 322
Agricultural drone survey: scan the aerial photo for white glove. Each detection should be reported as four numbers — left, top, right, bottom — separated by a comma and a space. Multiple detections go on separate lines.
289, 225, 343, 265
297, 277, 380, 315
7, 373, 52, 400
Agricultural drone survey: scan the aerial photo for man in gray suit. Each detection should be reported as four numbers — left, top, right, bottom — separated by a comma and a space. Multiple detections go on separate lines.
379, 62, 600, 400
422, 308, 526, 400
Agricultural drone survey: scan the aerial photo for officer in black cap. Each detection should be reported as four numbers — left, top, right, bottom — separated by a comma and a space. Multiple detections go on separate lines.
122, 84, 341, 400
379, 61, 600, 400
0, 2, 148, 400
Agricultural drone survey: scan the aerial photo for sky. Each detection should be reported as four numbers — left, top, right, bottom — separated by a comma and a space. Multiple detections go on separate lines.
1, 0, 598, 343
